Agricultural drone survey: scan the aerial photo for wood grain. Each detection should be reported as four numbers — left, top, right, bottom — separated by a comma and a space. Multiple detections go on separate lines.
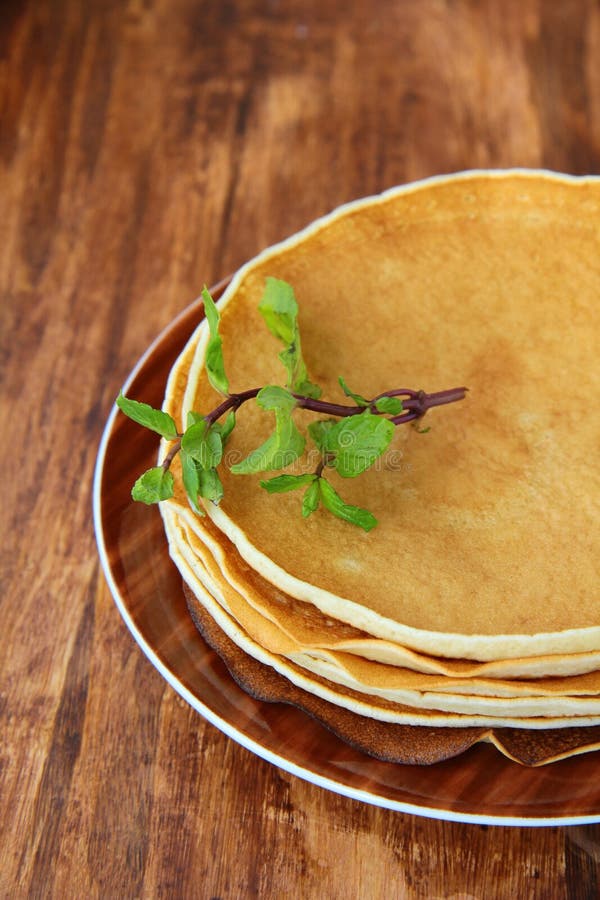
2, 0, 600, 897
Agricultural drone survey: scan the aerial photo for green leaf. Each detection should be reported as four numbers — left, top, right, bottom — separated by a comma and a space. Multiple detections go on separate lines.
186, 410, 204, 427
181, 452, 224, 510
338, 376, 369, 407
181, 419, 223, 469
276, 343, 311, 397
302, 480, 321, 517
294, 379, 322, 400
230, 389, 305, 475
258, 278, 321, 397
180, 450, 204, 515
202, 286, 229, 395
256, 385, 297, 413
260, 474, 317, 494
374, 396, 404, 415
198, 467, 224, 504
230, 415, 305, 475
318, 478, 377, 532
131, 467, 174, 504
324, 412, 395, 478
258, 277, 298, 345
213, 410, 236, 445
307, 418, 337, 453
117, 393, 178, 440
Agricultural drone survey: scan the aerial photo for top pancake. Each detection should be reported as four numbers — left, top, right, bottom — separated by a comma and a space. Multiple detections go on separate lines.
178, 172, 600, 659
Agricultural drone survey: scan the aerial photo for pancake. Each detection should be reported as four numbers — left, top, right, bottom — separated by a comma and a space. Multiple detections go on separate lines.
149, 170, 600, 763
177, 171, 599, 660
162, 323, 600, 681
171, 510, 600, 700
170, 173, 600, 660
165, 516, 600, 728
183, 582, 600, 766
173, 497, 600, 678
164, 507, 600, 721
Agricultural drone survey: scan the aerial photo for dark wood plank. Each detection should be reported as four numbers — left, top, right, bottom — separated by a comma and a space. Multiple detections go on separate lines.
2, 0, 600, 897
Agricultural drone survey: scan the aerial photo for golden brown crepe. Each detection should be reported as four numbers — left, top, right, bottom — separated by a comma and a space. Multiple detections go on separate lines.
170, 510, 600, 702
177, 173, 600, 661
157, 171, 600, 762
184, 582, 600, 766
172, 498, 600, 678
177, 171, 600, 659
163, 316, 600, 681
165, 516, 600, 727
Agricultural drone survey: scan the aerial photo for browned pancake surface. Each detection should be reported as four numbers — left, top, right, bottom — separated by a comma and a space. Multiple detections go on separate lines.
189, 175, 599, 645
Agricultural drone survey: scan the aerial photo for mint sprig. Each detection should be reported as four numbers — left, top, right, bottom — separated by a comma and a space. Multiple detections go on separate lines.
262, 470, 377, 531
117, 281, 467, 529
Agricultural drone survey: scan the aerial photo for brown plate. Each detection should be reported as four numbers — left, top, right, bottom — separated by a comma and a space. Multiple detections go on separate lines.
93, 284, 600, 826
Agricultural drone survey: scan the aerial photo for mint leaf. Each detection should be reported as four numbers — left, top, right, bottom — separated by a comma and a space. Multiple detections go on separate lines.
131, 467, 174, 504
213, 410, 236, 445
258, 278, 321, 398
186, 410, 204, 427
374, 396, 403, 415
338, 376, 369, 407
202, 286, 229, 395
260, 473, 317, 494
181, 452, 223, 510
230, 389, 305, 475
324, 412, 395, 478
307, 418, 337, 453
198, 467, 224, 504
256, 385, 297, 413
181, 419, 223, 469
180, 450, 204, 515
277, 343, 320, 398
230, 417, 305, 475
318, 478, 377, 531
258, 277, 298, 344
117, 393, 178, 440
294, 379, 322, 400
302, 480, 321, 517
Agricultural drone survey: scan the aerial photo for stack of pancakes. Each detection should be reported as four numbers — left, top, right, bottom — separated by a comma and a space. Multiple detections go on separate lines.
160, 171, 600, 765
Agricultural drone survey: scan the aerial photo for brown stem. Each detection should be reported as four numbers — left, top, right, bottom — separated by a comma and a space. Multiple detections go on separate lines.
204, 387, 261, 427
161, 438, 181, 470
315, 453, 335, 478
162, 384, 468, 472
391, 386, 468, 424
295, 386, 468, 421
205, 385, 467, 425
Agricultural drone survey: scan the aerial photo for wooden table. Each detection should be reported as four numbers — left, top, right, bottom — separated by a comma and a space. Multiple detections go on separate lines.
3, 1, 600, 896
